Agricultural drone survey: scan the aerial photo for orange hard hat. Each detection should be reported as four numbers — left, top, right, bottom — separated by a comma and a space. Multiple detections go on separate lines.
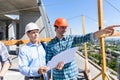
54, 18, 68, 27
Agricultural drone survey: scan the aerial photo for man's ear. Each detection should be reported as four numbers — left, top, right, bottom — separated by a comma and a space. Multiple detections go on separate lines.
55, 27, 57, 31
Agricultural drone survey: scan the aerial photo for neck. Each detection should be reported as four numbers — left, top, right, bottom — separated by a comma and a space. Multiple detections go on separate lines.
56, 34, 64, 39
30, 40, 39, 45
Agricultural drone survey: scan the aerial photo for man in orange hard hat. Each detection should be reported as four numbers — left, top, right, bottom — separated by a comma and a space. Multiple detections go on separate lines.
46, 17, 119, 80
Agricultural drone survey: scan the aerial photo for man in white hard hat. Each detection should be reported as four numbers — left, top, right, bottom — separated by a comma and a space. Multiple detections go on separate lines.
18, 22, 49, 80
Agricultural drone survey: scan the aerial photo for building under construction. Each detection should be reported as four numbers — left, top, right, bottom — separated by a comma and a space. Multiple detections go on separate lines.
0, 0, 54, 41
0, 0, 119, 80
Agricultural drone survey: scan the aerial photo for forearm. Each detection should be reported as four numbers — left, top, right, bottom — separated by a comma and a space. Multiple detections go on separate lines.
0, 62, 11, 76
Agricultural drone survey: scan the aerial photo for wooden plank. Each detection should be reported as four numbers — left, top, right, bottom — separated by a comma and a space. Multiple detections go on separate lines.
1, 38, 52, 46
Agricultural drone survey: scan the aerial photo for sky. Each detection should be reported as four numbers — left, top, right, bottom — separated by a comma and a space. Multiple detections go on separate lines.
43, 0, 120, 38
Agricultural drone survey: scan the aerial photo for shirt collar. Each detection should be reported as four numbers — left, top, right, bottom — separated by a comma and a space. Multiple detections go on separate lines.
55, 36, 66, 41
27, 42, 41, 46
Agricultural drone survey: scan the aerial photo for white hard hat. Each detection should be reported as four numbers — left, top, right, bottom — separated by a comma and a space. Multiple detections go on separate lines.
25, 22, 39, 33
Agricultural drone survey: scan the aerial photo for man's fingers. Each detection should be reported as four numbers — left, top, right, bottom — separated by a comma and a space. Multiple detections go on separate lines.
56, 61, 64, 70
38, 66, 49, 74
103, 28, 114, 37
106, 24, 120, 29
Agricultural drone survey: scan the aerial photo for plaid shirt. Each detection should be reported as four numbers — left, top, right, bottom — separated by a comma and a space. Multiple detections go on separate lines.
46, 33, 96, 80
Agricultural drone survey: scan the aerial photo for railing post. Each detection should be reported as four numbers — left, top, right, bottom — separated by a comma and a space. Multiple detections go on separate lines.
117, 56, 120, 79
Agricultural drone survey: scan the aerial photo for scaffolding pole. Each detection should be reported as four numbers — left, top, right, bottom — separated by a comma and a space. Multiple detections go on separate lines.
98, 0, 107, 80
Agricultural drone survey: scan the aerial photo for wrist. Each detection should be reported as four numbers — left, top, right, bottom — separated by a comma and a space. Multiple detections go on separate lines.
0, 73, 4, 77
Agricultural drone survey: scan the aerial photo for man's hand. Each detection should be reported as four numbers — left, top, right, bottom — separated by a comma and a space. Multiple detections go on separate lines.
94, 25, 120, 38
38, 66, 49, 74
56, 61, 64, 70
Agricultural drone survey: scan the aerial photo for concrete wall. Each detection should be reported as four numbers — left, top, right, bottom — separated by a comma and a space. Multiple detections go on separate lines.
19, 11, 41, 39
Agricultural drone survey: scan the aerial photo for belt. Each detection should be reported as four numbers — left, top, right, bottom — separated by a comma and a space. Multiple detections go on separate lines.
0, 77, 3, 80
27, 75, 44, 79
28, 77, 41, 79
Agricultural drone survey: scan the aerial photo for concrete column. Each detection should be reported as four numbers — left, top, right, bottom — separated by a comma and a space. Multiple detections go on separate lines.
8, 21, 16, 40
0, 21, 6, 40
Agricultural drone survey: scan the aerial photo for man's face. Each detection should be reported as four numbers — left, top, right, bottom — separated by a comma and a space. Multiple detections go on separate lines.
27, 29, 39, 42
56, 26, 67, 35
